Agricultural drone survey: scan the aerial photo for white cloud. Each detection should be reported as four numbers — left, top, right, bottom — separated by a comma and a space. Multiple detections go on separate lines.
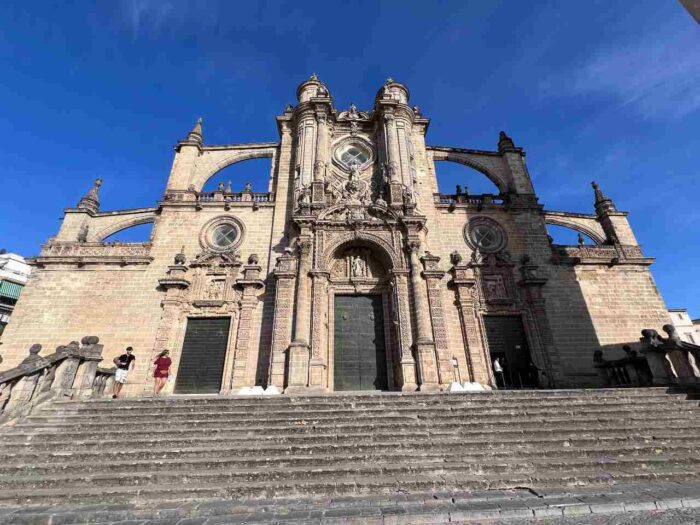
546, 16, 700, 121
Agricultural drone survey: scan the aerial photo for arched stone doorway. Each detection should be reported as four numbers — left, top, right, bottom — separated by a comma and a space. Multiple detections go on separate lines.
326, 243, 397, 391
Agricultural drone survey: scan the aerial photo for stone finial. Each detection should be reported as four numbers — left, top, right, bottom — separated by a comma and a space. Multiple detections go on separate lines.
174, 246, 186, 265
385, 77, 394, 84
450, 250, 462, 267
591, 181, 616, 213
244, 182, 252, 192
497, 131, 516, 153
225, 180, 232, 193
248, 253, 259, 265
77, 178, 102, 213
77, 223, 89, 243
310, 73, 319, 81
186, 117, 203, 143
284, 103, 294, 112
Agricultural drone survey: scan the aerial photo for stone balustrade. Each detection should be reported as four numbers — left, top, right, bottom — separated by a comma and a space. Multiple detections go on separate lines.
34, 242, 153, 266
593, 347, 653, 387
433, 193, 505, 207
0, 336, 114, 423
197, 191, 275, 203
639, 325, 700, 387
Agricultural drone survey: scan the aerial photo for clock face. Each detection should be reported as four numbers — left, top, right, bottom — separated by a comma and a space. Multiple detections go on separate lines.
212, 224, 238, 248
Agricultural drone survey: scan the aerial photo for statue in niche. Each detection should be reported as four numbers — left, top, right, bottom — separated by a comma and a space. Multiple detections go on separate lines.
351, 253, 367, 278
298, 185, 311, 205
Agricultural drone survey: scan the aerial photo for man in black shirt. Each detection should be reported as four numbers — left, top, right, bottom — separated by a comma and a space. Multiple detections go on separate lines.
113, 346, 136, 399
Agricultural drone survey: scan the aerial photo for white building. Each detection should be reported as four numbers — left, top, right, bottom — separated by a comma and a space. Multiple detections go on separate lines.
0, 251, 31, 338
668, 308, 700, 345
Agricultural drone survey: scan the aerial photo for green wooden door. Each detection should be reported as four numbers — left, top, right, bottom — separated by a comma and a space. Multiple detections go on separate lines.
174, 317, 230, 394
334, 295, 387, 391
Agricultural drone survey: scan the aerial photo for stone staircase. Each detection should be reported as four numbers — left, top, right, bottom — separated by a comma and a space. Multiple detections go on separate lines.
0, 388, 699, 508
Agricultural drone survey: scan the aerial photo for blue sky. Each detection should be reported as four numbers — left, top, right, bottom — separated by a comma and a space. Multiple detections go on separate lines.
0, 1, 698, 315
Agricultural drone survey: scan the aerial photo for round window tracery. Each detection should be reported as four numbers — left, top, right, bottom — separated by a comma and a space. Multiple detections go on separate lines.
464, 217, 507, 253
200, 216, 244, 252
334, 142, 372, 171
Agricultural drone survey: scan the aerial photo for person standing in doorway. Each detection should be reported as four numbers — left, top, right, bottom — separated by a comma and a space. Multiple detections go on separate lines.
493, 357, 505, 389
153, 350, 172, 396
113, 346, 136, 399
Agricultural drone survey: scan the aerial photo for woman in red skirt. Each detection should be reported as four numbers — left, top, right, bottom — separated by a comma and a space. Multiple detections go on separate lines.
153, 349, 172, 395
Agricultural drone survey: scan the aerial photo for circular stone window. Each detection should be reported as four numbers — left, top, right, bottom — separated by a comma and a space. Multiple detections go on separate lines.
464, 217, 507, 253
334, 142, 372, 171
200, 216, 244, 252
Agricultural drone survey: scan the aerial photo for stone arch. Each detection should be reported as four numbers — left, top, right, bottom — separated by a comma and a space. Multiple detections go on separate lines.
192, 146, 277, 191
94, 216, 156, 242
544, 216, 605, 245
429, 148, 508, 193
321, 232, 402, 272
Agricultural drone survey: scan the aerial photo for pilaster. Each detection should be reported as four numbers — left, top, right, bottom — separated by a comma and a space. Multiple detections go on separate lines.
391, 270, 418, 391
230, 258, 265, 390
407, 242, 439, 391
451, 264, 492, 385
309, 271, 330, 390
285, 235, 313, 393
421, 253, 452, 387
268, 252, 297, 389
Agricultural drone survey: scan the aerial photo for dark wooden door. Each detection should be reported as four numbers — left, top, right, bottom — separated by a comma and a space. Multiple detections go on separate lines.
174, 317, 230, 394
483, 315, 534, 388
334, 295, 387, 391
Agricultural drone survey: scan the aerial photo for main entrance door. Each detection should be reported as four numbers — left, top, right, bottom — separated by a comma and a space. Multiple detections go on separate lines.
334, 295, 387, 391
174, 317, 230, 394
483, 315, 535, 389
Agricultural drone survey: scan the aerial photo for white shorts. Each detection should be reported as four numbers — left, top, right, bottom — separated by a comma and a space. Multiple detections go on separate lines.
115, 369, 129, 384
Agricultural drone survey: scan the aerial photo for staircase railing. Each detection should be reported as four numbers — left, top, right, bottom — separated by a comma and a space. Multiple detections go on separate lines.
593, 347, 653, 387
0, 336, 114, 423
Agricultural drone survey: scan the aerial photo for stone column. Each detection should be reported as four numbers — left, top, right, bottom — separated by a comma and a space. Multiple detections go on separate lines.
286, 236, 313, 393
407, 241, 440, 391
230, 258, 265, 390
296, 112, 317, 189
311, 110, 328, 206
308, 271, 330, 390
421, 254, 452, 387
451, 264, 492, 385
391, 270, 418, 391
268, 252, 297, 389
382, 112, 404, 207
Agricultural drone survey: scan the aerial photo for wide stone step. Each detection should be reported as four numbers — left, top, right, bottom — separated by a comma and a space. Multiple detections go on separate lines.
3, 437, 696, 465
2, 430, 691, 459
0, 454, 698, 491
7, 414, 700, 440
3, 423, 698, 451
47, 389, 687, 412
45, 391, 690, 410
3, 445, 700, 477
0, 462, 698, 506
25, 404, 699, 426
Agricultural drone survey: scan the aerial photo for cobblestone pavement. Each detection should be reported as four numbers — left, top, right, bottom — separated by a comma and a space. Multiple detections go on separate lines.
1, 481, 699, 524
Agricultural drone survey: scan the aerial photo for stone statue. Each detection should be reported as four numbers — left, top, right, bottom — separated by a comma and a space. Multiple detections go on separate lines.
578, 233, 585, 246
248, 253, 259, 265
225, 181, 232, 193
450, 251, 462, 266
456, 185, 462, 196
244, 182, 252, 192
77, 223, 89, 243
218, 182, 225, 192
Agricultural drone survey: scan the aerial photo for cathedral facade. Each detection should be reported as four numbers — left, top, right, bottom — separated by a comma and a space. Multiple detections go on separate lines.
0, 77, 670, 395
